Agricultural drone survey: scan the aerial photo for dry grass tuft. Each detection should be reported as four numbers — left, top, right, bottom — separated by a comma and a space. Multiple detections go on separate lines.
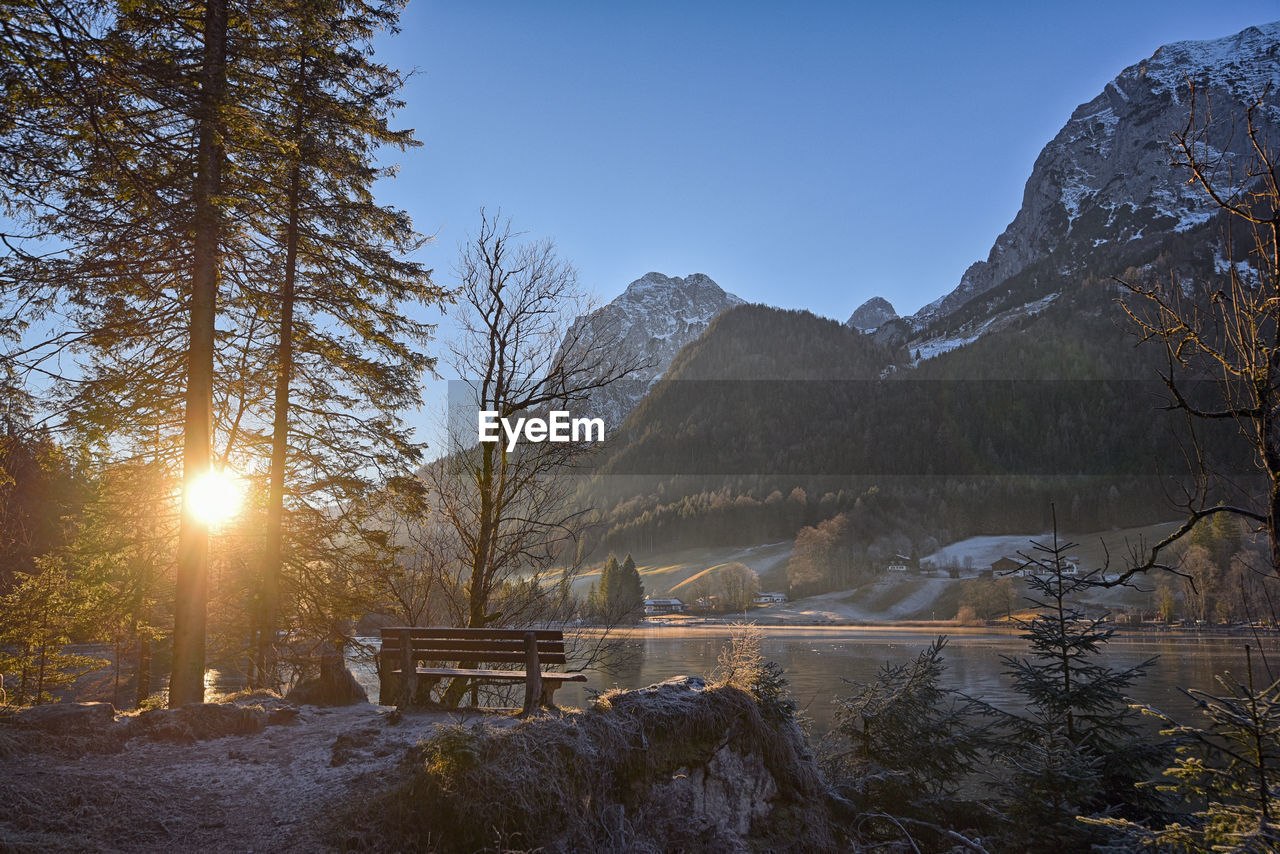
142, 703, 264, 743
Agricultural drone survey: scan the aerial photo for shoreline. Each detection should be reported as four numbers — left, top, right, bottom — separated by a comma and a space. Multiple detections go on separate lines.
584, 619, 1280, 640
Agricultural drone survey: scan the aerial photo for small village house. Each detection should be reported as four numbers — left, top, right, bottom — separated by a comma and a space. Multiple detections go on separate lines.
991, 556, 1021, 576
643, 597, 685, 616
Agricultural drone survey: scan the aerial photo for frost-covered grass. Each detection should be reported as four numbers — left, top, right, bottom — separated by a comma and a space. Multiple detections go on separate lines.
923, 520, 1179, 574
332, 676, 834, 853
566, 541, 793, 599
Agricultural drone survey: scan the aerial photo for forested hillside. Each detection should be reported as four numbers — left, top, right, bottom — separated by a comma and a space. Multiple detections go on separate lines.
577, 242, 1249, 575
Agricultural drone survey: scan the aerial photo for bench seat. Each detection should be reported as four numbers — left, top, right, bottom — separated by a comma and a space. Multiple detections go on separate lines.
377, 626, 586, 712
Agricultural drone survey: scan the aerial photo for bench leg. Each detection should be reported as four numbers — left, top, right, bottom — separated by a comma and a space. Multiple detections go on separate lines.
400, 669, 418, 709
378, 671, 399, 706
539, 682, 559, 709
398, 630, 414, 708
521, 633, 543, 716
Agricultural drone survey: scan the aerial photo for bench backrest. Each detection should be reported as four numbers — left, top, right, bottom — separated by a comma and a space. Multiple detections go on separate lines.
379, 627, 568, 666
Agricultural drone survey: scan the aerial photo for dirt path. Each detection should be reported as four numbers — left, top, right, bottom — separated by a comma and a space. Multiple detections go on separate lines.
0, 703, 492, 853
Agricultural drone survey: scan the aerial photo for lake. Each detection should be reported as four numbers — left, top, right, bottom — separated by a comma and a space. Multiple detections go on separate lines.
333, 625, 1280, 734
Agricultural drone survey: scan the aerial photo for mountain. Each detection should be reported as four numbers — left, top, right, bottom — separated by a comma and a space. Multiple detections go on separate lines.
908, 22, 1280, 348
567, 272, 743, 429
582, 300, 1207, 562
846, 297, 898, 332
579, 25, 1277, 565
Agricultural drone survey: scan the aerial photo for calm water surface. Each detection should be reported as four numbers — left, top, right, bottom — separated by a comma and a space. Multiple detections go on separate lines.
296, 627, 1280, 734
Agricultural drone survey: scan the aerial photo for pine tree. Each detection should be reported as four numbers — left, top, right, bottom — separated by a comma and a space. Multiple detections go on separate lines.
618, 553, 645, 620
0, 560, 102, 706
68, 454, 175, 708
824, 637, 995, 851
597, 554, 619, 620
997, 509, 1167, 849
0, 0, 440, 702
0, 419, 84, 593
243, 0, 441, 688
1092, 645, 1280, 851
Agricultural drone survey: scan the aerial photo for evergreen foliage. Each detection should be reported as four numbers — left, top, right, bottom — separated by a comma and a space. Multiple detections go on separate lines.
588, 552, 644, 623
0, 561, 102, 706
824, 637, 996, 851
581, 291, 1230, 567
617, 553, 644, 616
1093, 647, 1280, 852
0, 0, 441, 703
595, 553, 619, 616
0, 420, 84, 594
996, 514, 1168, 850
711, 624, 797, 723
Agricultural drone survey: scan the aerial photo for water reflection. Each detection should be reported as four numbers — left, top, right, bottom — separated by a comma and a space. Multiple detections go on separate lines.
266, 628, 1280, 736
553, 628, 1280, 733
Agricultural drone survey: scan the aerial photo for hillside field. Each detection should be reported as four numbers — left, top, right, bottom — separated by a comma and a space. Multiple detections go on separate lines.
569, 520, 1177, 622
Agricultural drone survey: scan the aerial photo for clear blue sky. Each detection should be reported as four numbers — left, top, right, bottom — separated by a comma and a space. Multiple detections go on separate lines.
376, 1, 1280, 323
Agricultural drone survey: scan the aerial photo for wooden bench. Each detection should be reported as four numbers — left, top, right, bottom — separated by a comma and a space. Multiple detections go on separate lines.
377, 627, 587, 714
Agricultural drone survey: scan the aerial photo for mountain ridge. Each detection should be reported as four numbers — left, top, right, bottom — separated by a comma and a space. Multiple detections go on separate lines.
906, 20, 1280, 338
566, 271, 744, 429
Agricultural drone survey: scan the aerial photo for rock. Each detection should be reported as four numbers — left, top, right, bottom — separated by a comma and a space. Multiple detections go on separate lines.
13, 702, 116, 735
649, 742, 778, 843
285, 653, 368, 707
267, 706, 300, 726
846, 296, 897, 332
365, 675, 839, 852
870, 317, 911, 349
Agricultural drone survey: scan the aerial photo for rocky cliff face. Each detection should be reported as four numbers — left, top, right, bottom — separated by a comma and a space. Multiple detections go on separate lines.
846, 296, 898, 332
913, 22, 1280, 330
566, 272, 744, 429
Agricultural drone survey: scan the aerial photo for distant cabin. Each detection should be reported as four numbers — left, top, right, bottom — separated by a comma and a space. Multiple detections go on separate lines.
691, 595, 721, 614
753, 592, 788, 605
991, 557, 1022, 576
1017, 559, 1080, 577
644, 597, 685, 616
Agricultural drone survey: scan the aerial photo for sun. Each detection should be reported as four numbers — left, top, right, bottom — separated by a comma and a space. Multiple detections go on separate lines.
187, 470, 242, 525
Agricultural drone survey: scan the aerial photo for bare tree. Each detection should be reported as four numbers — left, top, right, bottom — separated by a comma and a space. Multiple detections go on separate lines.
374, 490, 460, 628
716, 562, 760, 614
423, 211, 644, 703
1117, 85, 1280, 580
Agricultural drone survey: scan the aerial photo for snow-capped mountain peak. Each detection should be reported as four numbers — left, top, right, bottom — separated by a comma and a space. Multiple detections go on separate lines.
566, 272, 744, 428
910, 21, 1280, 332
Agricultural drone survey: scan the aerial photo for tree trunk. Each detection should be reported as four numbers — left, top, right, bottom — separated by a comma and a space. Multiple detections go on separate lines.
170, 0, 227, 708
443, 443, 497, 708
113, 637, 121, 709
135, 625, 151, 707
256, 96, 303, 690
